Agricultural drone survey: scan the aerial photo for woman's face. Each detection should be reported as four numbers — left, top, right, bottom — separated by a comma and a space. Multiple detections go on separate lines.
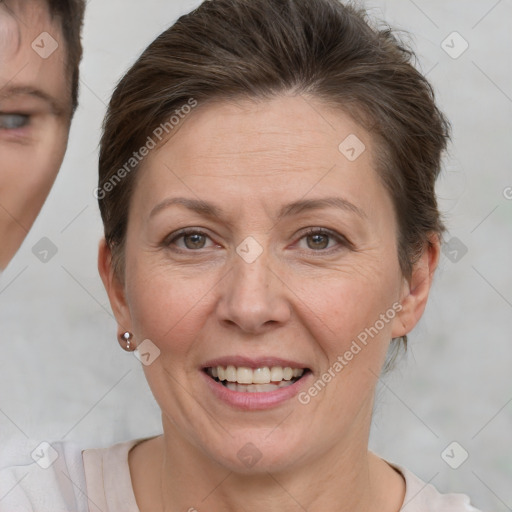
101, 95, 435, 472
0, 1, 71, 270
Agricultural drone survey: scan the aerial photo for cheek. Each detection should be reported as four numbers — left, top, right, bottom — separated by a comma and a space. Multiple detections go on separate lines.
2, 122, 68, 189
125, 258, 217, 355
300, 273, 401, 424
35, 121, 69, 172
0, 147, 67, 233
299, 264, 400, 350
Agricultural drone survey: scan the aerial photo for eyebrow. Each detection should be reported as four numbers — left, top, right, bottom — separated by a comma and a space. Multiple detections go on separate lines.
0, 85, 67, 116
149, 196, 366, 221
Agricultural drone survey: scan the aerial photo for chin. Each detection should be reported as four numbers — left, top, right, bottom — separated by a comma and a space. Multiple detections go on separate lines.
207, 429, 311, 475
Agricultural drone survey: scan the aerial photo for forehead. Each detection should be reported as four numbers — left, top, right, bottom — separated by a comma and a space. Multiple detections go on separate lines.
154, 96, 366, 174
150, 96, 375, 182
0, 1, 70, 114
0, 3, 21, 57
135, 95, 393, 223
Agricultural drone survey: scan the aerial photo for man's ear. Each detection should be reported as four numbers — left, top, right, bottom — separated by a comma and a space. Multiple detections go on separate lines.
392, 233, 441, 339
98, 239, 132, 334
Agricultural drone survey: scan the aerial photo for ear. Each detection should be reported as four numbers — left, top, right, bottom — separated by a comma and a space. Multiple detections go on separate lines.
391, 233, 441, 339
98, 239, 132, 336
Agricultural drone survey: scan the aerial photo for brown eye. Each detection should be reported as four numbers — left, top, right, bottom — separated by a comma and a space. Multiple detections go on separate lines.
306, 233, 330, 250
165, 229, 216, 251
297, 228, 351, 254
183, 233, 207, 250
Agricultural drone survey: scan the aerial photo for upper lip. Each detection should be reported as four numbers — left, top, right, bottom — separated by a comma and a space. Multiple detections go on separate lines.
202, 356, 309, 370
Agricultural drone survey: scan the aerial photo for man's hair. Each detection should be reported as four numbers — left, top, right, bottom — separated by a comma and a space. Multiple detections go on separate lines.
45, 0, 86, 113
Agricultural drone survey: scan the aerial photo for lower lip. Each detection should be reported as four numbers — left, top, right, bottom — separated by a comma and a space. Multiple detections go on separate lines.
201, 370, 311, 410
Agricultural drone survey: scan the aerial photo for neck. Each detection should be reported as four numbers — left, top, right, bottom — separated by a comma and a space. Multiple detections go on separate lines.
130, 414, 405, 512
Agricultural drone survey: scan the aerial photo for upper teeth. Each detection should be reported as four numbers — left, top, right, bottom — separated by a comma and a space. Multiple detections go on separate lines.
208, 366, 304, 384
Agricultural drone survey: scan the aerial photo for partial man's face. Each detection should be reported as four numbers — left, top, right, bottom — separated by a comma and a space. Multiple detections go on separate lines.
0, 1, 72, 270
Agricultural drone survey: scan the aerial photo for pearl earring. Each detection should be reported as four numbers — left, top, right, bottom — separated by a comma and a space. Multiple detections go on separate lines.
119, 331, 135, 352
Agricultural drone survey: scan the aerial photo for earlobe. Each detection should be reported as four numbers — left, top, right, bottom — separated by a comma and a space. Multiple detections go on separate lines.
391, 234, 441, 339
97, 239, 132, 335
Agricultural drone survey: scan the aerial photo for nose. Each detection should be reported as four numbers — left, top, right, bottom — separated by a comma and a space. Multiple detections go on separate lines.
216, 249, 291, 334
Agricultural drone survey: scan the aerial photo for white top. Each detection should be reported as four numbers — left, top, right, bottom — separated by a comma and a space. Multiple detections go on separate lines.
0, 437, 482, 511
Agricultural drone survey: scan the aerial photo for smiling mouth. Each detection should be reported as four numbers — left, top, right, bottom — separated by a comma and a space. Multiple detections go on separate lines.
204, 365, 310, 392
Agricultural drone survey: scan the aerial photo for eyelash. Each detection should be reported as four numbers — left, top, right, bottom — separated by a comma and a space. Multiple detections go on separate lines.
165, 227, 352, 254
0, 113, 31, 130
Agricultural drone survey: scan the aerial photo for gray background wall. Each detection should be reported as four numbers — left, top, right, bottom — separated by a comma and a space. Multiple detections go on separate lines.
1, 1, 511, 510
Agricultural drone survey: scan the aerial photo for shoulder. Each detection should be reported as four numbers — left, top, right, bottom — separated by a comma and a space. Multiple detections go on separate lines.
82, 436, 154, 512
0, 438, 89, 512
393, 463, 483, 512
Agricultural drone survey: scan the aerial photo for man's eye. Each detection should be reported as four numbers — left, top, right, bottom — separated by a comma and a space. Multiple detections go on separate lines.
0, 114, 30, 130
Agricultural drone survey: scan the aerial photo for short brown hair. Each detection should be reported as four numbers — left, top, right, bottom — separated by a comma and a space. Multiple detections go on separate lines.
45, 0, 86, 113
99, 0, 450, 282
